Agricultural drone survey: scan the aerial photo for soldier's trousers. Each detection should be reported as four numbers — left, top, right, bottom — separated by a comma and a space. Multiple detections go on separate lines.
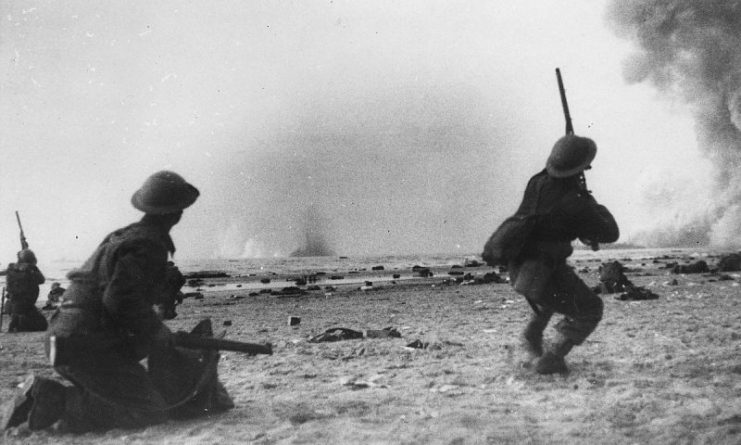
47, 344, 233, 432
8, 306, 48, 333
509, 258, 603, 345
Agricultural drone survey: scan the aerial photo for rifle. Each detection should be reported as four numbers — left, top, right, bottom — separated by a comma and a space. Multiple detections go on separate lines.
15, 211, 29, 250
555, 68, 599, 251
48, 332, 273, 366
0, 287, 5, 331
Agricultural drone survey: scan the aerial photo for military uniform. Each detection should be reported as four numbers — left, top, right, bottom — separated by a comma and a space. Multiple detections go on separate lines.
155, 262, 187, 320
6, 251, 47, 332
509, 135, 619, 374
2, 171, 233, 433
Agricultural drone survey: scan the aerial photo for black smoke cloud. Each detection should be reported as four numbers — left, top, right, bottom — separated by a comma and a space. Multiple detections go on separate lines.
200, 84, 516, 258
608, 0, 741, 247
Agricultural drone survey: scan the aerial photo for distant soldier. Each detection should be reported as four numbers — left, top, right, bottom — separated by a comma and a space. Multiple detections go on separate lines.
509, 135, 619, 374
154, 261, 186, 320
2, 171, 233, 433
5, 249, 47, 332
42, 282, 66, 311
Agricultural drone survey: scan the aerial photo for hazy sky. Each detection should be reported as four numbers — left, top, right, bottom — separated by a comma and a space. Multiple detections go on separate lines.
0, 0, 720, 262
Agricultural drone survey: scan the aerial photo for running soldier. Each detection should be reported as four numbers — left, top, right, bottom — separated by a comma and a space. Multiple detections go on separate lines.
509, 135, 619, 374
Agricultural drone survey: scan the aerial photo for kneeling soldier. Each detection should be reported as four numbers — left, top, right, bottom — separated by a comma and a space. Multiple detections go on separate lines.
2, 171, 234, 433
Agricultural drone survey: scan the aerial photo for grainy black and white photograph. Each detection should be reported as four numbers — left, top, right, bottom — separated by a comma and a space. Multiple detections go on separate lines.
1, 1, 741, 444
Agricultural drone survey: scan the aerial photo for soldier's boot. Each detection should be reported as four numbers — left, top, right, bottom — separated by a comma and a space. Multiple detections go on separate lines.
518, 311, 551, 368
535, 335, 575, 375
1, 374, 67, 430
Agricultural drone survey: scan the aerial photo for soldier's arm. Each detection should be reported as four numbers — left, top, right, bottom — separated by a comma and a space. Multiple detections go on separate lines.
577, 198, 620, 244
32, 266, 45, 284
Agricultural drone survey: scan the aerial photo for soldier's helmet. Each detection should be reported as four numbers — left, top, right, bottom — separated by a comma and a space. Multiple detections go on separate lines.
131, 171, 200, 214
546, 135, 597, 178
17, 249, 37, 264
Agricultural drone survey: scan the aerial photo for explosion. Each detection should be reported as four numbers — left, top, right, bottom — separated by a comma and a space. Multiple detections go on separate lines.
608, 0, 741, 247
289, 205, 336, 257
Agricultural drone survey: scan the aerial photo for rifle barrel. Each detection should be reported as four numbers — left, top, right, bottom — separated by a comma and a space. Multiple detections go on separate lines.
0, 287, 5, 331
174, 333, 273, 355
15, 211, 28, 250
555, 68, 574, 135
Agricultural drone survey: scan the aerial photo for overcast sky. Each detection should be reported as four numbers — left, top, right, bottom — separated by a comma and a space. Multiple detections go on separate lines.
0, 0, 719, 262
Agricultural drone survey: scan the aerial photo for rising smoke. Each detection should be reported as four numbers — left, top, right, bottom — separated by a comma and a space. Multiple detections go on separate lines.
204, 84, 510, 258
608, 0, 741, 247
290, 205, 335, 257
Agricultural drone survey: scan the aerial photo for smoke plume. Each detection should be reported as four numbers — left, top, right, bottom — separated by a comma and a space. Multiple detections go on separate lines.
608, 0, 741, 247
290, 206, 335, 257
201, 84, 509, 258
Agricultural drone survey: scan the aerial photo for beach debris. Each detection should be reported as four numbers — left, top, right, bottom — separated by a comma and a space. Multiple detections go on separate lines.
717, 253, 741, 272
405, 339, 429, 349
329, 275, 344, 280
275, 286, 306, 297
372, 265, 385, 271
223, 320, 232, 326
392, 273, 401, 279
413, 266, 433, 278
289, 316, 301, 326
593, 261, 633, 294
340, 374, 387, 390
187, 278, 204, 287
260, 278, 271, 284
184, 271, 230, 279
672, 260, 709, 274
183, 292, 204, 300
308, 326, 401, 343
588, 261, 660, 301
309, 327, 364, 343
461, 272, 504, 285
365, 327, 401, 338
464, 258, 483, 267
616, 286, 660, 301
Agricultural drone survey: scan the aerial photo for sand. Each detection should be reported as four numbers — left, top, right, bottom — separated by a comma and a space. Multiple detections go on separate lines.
2, 251, 741, 444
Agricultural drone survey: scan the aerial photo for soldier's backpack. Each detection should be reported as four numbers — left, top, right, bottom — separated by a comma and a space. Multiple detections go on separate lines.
481, 214, 539, 266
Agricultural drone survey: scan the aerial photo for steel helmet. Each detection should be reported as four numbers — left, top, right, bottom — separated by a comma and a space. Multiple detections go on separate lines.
131, 171, 200, 214
17, 249, 37, 264
546, 135, 597, 178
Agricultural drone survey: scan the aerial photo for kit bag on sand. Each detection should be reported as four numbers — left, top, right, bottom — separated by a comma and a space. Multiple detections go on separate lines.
482, 214, 538, 267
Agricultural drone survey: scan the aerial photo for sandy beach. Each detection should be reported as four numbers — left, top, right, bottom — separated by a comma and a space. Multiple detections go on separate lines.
2, 250, 741, 445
